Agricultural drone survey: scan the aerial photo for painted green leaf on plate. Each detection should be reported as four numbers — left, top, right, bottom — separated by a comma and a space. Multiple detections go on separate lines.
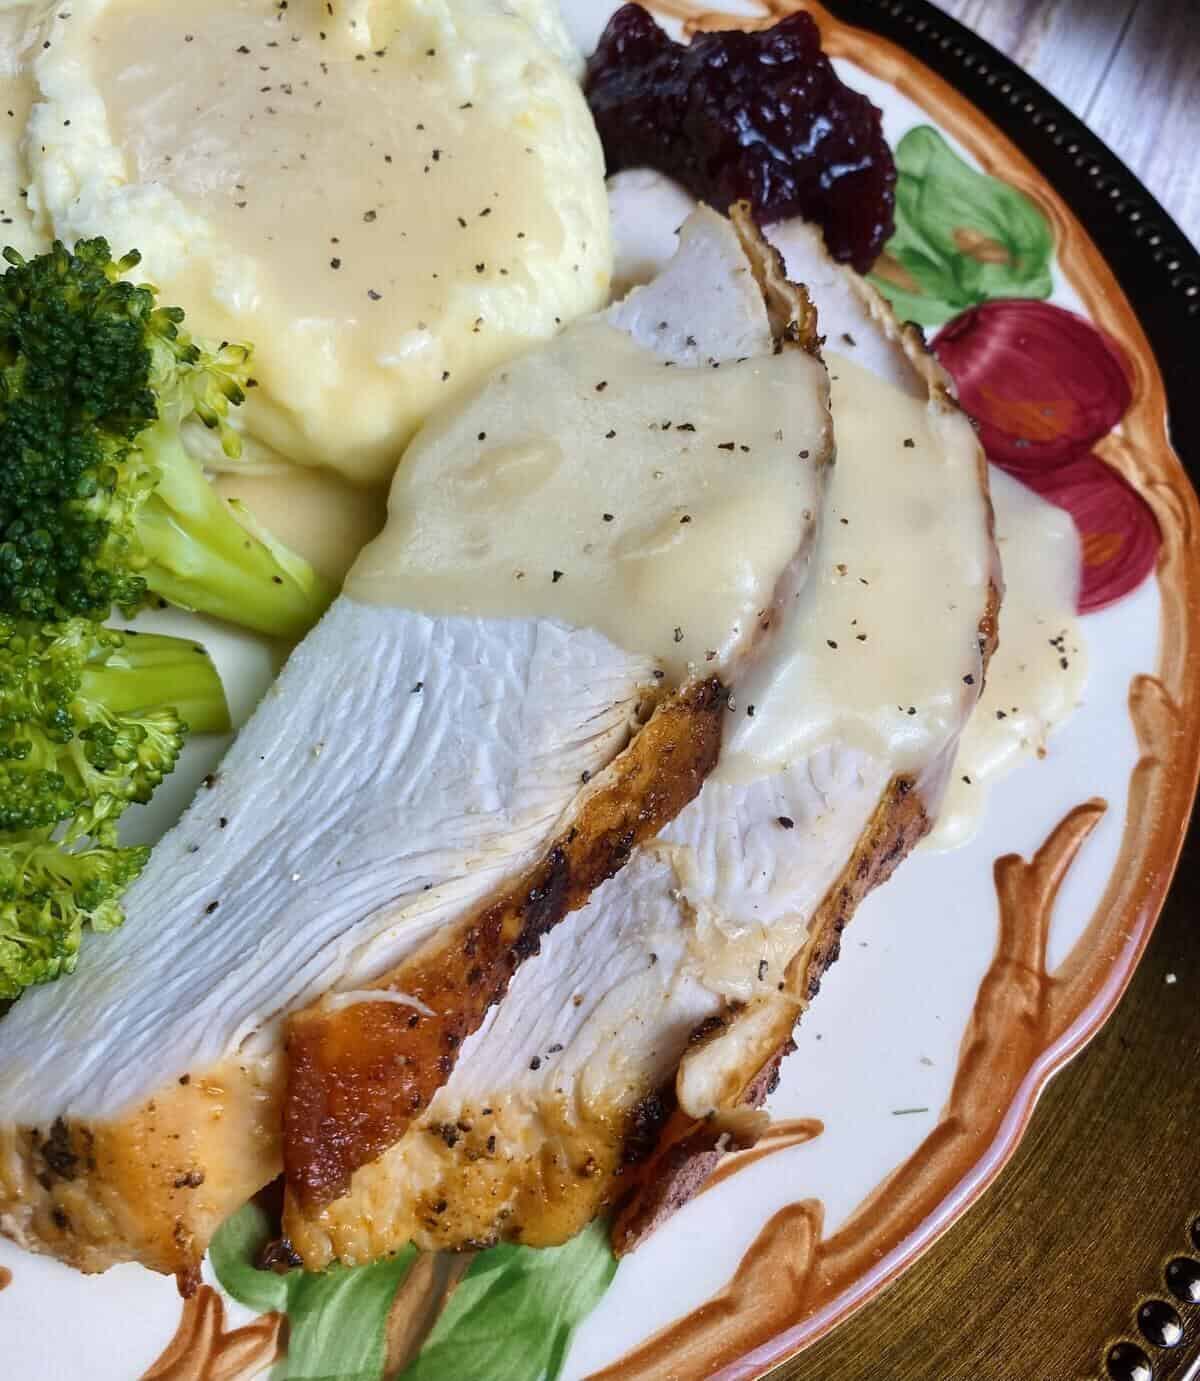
210, 1202, 417, 1380
396, 1220, 617, 1381
209, 1204, 617, 1381
870, 125, 1054, 325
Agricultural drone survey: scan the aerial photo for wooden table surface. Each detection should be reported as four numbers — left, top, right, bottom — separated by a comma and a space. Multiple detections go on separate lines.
939, 0, 1199, 245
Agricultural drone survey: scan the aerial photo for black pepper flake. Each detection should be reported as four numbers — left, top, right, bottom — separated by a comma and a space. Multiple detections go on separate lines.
595, 380, 608, 392
205, 901, 220, 914
758, 959, 769, 981
677, 422, 696, 432
367, 289, 382, 301
581, 769, 592, 784
996, 709, 1007, 720
529, 1056, 542, 1071
552, 570, 564, 584
842, 332, 857, 346
798, 449, 810, 459
777, 816, 795, 830
548, 1043, 563, 1054
219, 817, 228, 829
680, 514, 692, 524
475, 262, 485, 273
827, 639, 838, 649
604, 429, 616, 439
907, 706, 917, 716
673, 627, 684, 643
746, 704, 756, 717
411, 682, 424, 694
602, 513, 614, 523
963, 673, 975, 685
330, 257, 341, 269
718, 441, 736, 452
457, 216, 467, 228
478, 431, 487, 441
903, 437, 916, 449
363, 209, 377, 223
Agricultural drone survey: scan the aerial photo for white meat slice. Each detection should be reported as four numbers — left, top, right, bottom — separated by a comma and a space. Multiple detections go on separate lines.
0, 608, 653, 1125
283, 200, 997, 1267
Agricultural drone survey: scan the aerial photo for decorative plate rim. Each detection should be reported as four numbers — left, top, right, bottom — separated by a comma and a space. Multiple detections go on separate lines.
4, 5, 1199, 1379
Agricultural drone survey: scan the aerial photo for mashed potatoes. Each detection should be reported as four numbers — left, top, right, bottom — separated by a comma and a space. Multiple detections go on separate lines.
6, 0, 611, 486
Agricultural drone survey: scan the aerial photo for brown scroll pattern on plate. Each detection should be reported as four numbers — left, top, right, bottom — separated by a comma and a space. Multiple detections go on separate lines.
699, 1120, 825, 1197
139, 1284, 283, 1381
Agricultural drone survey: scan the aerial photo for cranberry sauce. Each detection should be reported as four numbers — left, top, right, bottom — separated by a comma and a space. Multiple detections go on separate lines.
585, 6, 896, 274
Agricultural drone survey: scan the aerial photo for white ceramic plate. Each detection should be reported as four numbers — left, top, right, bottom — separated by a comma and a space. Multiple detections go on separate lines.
2, 2, 1196, 1378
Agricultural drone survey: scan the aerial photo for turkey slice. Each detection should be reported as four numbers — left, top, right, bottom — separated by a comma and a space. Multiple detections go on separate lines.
0, 205, 831, 1286
283, 200, 998, 1268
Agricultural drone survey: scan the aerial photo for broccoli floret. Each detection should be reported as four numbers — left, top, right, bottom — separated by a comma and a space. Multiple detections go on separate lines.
0, 839, 146, 999
0, 617, 230, 999
0, 238, 335, 637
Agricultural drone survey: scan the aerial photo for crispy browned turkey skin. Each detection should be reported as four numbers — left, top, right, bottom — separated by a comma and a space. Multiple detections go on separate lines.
284, 677, 727, 1210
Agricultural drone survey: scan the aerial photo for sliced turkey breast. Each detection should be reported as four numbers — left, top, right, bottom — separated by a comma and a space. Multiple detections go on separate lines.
279, 207, 829, 1213
283, 205, 999, 1268
0, 206, 832, 1286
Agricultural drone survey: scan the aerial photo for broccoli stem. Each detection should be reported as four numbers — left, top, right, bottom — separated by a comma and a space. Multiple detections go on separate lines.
81, 632, 232, 735
135, 423, 336, 640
